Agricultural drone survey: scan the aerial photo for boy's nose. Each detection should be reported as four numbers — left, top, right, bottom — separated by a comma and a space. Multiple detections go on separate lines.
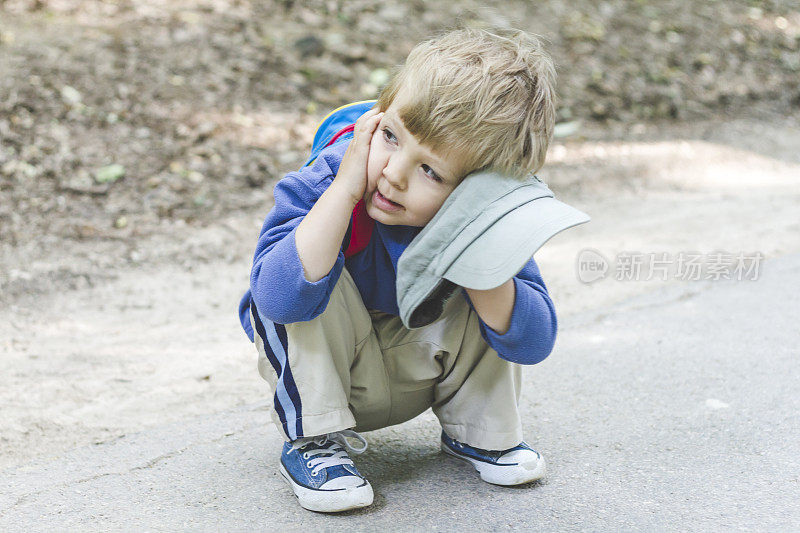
383, 156, 408, 191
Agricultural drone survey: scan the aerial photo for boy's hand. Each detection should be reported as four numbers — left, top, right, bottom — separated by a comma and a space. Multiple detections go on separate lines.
332, 107, 383, 206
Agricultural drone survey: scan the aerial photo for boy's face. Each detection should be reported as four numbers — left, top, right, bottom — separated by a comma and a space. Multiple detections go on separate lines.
362, 99, 467, 227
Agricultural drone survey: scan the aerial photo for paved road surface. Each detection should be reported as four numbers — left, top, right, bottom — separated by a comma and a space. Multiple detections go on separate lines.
2, 254, 798, 531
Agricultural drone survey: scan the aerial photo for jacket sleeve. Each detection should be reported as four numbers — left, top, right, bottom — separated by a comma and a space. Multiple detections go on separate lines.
249, 147, 348, 324
465, 257, 557, 365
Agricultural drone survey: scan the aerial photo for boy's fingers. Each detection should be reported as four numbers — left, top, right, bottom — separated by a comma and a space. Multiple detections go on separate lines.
355, 108, 379, 126
369, 112, 384, 126
357, 108, 382, 125
362, 111, 383, 128
353, 113, 383, 143
346, 111, 383, 163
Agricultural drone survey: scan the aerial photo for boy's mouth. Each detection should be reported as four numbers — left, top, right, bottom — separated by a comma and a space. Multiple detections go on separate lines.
374, 190, 403, 211
380, 191, 401, 206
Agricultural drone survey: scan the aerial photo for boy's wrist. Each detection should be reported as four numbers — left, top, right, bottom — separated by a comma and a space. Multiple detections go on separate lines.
328, 180, 362, 208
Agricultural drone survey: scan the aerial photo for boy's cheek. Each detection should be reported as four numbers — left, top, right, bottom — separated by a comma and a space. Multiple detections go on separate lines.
364, 166, 376, 194
365, 158, 379, 194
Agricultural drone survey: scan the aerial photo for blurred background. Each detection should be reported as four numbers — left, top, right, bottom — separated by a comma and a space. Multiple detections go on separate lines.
0, 0, 798, 475
1, 0, 798, 263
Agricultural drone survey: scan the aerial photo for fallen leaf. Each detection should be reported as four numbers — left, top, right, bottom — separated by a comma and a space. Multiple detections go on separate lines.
95, 164, 125, 184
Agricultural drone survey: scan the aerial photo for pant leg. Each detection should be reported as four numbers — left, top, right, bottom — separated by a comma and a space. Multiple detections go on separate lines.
252, 268, 524, 449
370, 292, 524, 450
251, 267, 392, 441
431, 296, 524, 450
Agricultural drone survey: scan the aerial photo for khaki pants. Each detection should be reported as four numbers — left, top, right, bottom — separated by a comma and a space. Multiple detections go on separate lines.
250, 268, 523, 450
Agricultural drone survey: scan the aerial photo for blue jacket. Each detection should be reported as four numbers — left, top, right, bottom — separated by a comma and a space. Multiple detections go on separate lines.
238, 140, 558, 365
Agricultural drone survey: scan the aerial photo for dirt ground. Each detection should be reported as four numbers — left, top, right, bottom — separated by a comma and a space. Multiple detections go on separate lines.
1, 1, 799, 469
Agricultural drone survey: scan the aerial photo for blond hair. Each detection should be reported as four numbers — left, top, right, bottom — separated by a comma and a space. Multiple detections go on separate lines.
376, 28, 556, 180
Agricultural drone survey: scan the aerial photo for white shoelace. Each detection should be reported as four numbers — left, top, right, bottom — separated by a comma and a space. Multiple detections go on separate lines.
290, 430, 368, 476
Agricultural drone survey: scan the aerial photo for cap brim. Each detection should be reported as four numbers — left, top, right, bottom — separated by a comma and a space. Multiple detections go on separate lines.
442, 197, 590, 290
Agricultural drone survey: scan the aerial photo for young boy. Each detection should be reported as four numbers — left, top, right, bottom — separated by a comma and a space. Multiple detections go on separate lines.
238, 28, 558, 512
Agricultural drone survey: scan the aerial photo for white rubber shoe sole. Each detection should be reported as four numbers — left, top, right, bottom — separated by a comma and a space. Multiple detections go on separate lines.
279, 463, 374, 513
441, 442, 547, 486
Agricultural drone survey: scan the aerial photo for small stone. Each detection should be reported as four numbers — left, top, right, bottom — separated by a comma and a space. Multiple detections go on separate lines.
61, 85, 82, 105
591, 102, 608, 118
369, 68, 389, 87
186, 171, 204, 184
294, 35, 324, 58
666, 31, 681, 44
62, 169, 95, 190
1, 160, 17, 176
114, 216, 128, 229
323, 32, 345, 49
694, 53, 714, 67
706, 398, 730, 410
15, 161, 39, 178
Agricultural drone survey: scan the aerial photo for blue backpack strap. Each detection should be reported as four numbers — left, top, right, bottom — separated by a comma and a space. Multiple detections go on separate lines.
303, 100, 377, 167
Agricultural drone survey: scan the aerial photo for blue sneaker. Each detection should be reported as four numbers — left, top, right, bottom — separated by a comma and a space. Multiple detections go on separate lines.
279, 430, 373, 512
440, 431, 547, 486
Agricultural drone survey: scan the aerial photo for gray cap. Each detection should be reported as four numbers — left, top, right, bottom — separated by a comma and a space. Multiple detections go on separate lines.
396, 170, 590, 329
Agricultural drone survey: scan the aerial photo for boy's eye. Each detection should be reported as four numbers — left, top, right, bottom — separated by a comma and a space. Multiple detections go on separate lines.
382, 127, 397, 143
422, 164, 442, 183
